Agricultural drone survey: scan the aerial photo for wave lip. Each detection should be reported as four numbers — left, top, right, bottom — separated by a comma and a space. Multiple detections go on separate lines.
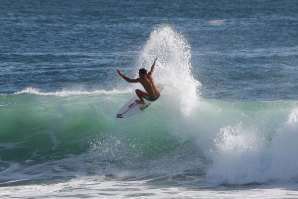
14, 87, 132, 97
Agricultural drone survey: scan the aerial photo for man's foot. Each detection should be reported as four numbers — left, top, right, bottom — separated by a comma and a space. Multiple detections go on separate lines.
135, 99, 145, 105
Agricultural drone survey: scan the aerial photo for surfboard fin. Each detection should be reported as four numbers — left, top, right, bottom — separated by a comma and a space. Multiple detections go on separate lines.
116, 114, 123, 118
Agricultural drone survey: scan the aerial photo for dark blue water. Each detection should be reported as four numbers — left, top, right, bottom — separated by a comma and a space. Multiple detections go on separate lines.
1, 0, 297, 99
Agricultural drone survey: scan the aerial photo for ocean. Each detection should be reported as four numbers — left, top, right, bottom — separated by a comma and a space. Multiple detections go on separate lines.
1, 0, 298, 198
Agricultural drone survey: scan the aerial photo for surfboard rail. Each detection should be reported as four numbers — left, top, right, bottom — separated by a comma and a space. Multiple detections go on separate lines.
116, 98, 151, 118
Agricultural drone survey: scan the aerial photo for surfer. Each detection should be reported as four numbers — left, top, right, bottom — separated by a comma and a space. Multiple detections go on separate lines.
117, 58, 160, 104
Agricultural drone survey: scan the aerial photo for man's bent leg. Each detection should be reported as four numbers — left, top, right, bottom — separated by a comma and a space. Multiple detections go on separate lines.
135, 89, 147, 104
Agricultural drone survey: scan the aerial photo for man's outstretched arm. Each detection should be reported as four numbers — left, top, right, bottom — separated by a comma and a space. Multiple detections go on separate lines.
117, 69, 139, 83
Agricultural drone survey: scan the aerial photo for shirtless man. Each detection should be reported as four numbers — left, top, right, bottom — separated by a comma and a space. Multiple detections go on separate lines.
117, 58, 160, 104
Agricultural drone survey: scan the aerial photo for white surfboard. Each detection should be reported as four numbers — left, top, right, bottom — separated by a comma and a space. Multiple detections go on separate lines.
116, 97, 151, 118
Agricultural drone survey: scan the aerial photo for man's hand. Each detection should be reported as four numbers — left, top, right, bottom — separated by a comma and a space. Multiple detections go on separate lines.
117, 69, 139, 83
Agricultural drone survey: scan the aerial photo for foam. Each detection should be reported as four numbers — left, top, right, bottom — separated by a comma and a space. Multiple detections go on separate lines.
206, 107, 298, 185
1, 176, 297, 198
14, 87, 132, 96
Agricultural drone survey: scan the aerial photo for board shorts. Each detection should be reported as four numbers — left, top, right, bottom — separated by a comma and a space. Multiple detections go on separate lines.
144, 94, 160, 102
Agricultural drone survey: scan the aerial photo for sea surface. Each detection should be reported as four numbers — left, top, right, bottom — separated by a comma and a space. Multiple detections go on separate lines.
1, 0, 298, 198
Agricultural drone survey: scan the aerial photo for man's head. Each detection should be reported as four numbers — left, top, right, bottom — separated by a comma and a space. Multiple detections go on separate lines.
139, 68, 147, 78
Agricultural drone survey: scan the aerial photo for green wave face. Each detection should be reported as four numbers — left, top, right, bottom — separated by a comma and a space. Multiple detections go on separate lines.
0, 92, 296, 164
0, 92, 181, 164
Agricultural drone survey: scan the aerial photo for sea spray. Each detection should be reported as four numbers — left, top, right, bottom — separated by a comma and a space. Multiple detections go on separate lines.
136, 25, 201, 115
206, 124, 267, 184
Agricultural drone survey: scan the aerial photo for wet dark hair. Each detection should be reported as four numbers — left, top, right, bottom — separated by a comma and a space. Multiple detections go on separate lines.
139, 68, 147, 75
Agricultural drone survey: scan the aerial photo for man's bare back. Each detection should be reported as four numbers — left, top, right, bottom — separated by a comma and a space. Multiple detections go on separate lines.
117, 58, 160, 104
